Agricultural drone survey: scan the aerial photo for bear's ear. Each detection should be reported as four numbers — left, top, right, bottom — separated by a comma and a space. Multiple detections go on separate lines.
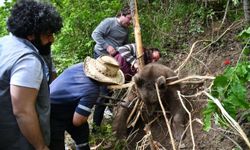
133, 74, 144, 88
156, 76, 166, 89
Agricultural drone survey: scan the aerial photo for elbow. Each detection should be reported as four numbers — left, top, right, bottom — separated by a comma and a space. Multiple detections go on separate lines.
12, 107, 31, 119
73, 117, 82, 127
73, 112, 88, 127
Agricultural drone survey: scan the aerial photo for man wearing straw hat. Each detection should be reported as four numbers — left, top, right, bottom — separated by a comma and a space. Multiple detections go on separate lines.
49, 55, 125, 150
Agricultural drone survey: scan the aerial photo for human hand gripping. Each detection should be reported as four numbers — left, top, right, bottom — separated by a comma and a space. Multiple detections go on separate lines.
107, 45, 117, 56
133, 62, 139, 72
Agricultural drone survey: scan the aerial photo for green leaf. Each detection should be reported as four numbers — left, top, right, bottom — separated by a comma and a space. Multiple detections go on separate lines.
235, 64, 248, 78
238, 27, 250, 39
203, 113, 212, 132
247, 73, 250, 81
213, 75, 229, 88
243, 48, 250, 56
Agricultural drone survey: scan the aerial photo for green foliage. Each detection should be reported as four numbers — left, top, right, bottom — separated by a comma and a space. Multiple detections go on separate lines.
0, 0, 15, 37
138, 2, 206, 53
203, 62, 250, 131
189, 7, 215, 35
203, 28, 250, 131
232, 0, 240, 6
238, 27, 250, 56
90, 123, 126, 149
51, 0, 121, 73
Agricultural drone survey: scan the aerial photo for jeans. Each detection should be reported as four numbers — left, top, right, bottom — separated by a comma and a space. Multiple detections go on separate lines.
50, 103, 90, 150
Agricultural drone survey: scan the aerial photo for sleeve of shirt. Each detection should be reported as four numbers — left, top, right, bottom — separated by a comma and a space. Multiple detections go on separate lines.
123, 30, 129, 45
10, 55, 43, 90
118, 43, 137, 65
91, 18, 112, 49
75, 85, 100, 117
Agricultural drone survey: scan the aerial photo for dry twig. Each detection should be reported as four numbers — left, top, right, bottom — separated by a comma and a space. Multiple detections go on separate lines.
144, 124, 156, 150
155, 83, 176, 150
218, 0, 230, 31
90, 140, 104, 150
203, 91, 250, 148
196, 20, 243, 54
177, 91, 196, 150
175, 40, 210, 75
168, 75, 215, 85
127, 100, 143, 128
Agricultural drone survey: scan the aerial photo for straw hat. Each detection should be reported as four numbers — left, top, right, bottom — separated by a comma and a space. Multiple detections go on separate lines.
84, 55, 125, 85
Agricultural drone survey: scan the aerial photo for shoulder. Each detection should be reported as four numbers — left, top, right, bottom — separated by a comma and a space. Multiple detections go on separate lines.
101, 17, 116, 24
10, 54, 43, 90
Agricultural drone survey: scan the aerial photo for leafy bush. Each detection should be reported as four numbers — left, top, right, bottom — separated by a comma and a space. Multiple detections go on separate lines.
51, 0, 121, 73
0, 0, 15, 37
203, 27, 250, 131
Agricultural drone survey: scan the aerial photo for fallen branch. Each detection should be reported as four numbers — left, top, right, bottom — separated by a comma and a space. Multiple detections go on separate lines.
190, 55, 212, 74
177, 91, 196, 150
136, 132, 150, 150
90, 140, 104, 150
126, 128, 140, 143
181, 118, 243, 150
155, 83, 176, 150
108, 81, 134, 90
218, 0, 230, 31
196, 20, 243, 54
127, 101, 143, 128
175, 40, 210, 74
203, 91, 250, 148
144, 124, 156, 150
168, 75, 215, 85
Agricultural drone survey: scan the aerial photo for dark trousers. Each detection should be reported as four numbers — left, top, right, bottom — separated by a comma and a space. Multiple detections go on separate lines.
93, 86, 110, 127
50, 103, 90, 150
92, 52, 110, 128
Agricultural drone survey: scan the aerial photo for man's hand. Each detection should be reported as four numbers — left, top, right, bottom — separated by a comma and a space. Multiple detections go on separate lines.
107, 45, 117, 56
133, 62, 139, 72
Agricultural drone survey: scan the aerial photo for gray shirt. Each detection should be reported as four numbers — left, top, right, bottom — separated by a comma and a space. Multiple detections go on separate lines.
92, 17, 129, 56
0, 34, 50, 149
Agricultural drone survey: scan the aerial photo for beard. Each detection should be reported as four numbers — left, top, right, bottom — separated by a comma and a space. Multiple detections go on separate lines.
31, 37, 52, 55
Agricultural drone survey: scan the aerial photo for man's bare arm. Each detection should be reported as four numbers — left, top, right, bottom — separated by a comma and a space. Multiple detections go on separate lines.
10, 85, 48, 150
73, 112, 88, 127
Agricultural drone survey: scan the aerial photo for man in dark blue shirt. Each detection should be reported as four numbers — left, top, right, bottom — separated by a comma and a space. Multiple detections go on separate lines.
49, 56, 124, 150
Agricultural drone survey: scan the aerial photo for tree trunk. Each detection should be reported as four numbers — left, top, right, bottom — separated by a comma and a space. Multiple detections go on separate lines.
243, 0, 250, 23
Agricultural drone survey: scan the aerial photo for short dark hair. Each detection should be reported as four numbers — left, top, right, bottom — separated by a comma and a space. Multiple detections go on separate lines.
116, 5, 131, 17
7, 0, 63, 38
144, 47, 161, 64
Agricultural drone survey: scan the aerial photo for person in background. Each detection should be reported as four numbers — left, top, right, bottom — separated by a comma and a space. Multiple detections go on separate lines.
0, 0, 63, 150
49, 56, 125, 150
92, 6, 132, 58
114, 43, 161, 81
91, 6, 132, 131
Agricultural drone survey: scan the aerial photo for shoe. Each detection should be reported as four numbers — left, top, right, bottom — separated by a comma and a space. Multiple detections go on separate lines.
104, 107, 113, 119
